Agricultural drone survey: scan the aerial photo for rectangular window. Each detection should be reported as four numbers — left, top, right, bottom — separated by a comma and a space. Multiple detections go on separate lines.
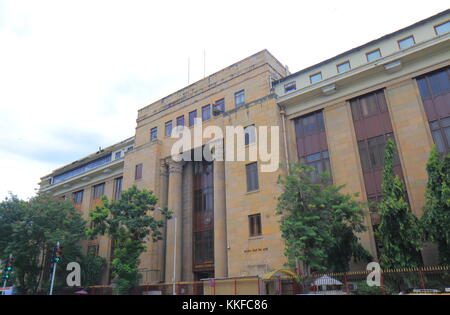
284, 81, 296, 93
213, 98, 225, 116
189, 110, 197, 127
73, 190, 84, 204
301, 151, 331, 182
398, 36, 415, 50
366, 49, 382, 62
435, 21, 450, 35
114, 177, 123, 200
235, 90, 245, 107
309, 72, 322, 84
150, 127, 158, 141
115, 151, 122, 159
244, 125, 256, 145
202, 104, 211, 121
429, 117, 450, 153
337, 61, 351, 73
248, 214, 262, 237
294, 111, 325, 137
350, 90, 388, 120
177, 115, 185, 127
246, 162, 259, 192
165, 120, 172, 137
135, 163, 143, 180
92, 183, 105, 199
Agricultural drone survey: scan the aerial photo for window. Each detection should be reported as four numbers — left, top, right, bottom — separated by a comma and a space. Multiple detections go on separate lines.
177, 115, 184, 127
350, 90, 388, 120
189, 110, 197, 127
115, 151, 122, 159
284, 81, 296, 93
135, 163, 143, 180
73, 190, 84, 204
92, 183, 105, 199
235, 90, 245, 107
309, 72, 322, 84
246, 162, 259, 192
294, 111, 325, 137
301, 151, 331, 182
417, 68, 450, 99
358, 134, 399, 171
150, 127, 158, 141
244, 125, 256, 145
114, 177, 123, 200
165, 120, 172, 137
398, 36, 415, 49
337, 61, 351, 73
435, 21, 450, 35
366, 49, 382, 62
249, 214, 262, 237
127, 146, 133, 152
202, 104, 211, 121
429, 117, 450, 153
213, 98, 225, 116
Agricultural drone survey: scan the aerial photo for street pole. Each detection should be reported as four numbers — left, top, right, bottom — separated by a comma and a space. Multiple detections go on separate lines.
49, 241, 59, 295
172, 216, 177, 295
2, 254, 12, 296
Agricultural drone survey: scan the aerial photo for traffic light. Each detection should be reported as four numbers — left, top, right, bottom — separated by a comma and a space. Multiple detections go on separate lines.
52, 245, 63, 263
2, 256, 13, 280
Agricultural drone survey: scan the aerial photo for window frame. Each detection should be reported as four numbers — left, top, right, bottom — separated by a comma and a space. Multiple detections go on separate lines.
202, 104, 211, 121
165, 120, 172, 137
366, 49, 382, 62
245, 162, 259, 192
73, 190, 84, 204
309, 72, 322, 84
234, 90, 245, 108
213, 98, 225, 116
189, 110, 197, 127
397, 35, 415, 50
248, 214, 262, 237
92, 183, 105, 200
284, 81, 297, 93
135, 163, 143, 180
434, 20, 450, 35
150, 127, 158, 141
336, 61, 351, 73
244, 124, 256, 145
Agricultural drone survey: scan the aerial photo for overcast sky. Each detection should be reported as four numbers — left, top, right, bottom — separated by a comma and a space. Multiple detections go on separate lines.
0, 0, 448, 200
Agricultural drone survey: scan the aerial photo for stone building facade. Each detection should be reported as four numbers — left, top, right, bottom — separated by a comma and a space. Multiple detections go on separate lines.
40, 10, 450, 285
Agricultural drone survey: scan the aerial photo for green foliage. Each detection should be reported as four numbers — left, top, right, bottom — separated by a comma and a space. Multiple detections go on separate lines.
80, 251, 107, 287
0, 193, 86, 294
276, 164, 371, 275
421, 147, 450, 265
376, 140, 423, 269
88, 186, 171, 294
350, 281, 395, 295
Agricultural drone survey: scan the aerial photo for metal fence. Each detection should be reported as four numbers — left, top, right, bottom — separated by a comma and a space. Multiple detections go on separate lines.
81, 265, 450, 295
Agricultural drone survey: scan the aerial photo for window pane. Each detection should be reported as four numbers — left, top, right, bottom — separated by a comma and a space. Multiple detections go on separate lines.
165, 121, 172, 137
303, 114, 317, 134
235, 90, 245, 107
444, 127, 450, 150
245, 125, 256, 145
213, 99, 225, 115
306, 152, 321, 162
435, 21, 450, 35
367, 50, 381, 62
310, 73, 322, 84
177, 115, 184, 126
284, 82, 296, 93
432, 130, 445, 153
189, 110, 197, 127
398, 36, 415, 49
337, 61, 351, 73
294, 119, 303, 138
202, 105, 211, 121
441, 117, 450, 127
417, 78, 430, 99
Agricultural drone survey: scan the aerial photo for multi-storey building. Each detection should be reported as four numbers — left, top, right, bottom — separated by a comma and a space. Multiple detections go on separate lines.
273, 9, 450, 265
40, 9, 449, 289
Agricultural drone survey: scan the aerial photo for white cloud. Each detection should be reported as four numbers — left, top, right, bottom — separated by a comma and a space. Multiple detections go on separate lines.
0, 0, 448, 199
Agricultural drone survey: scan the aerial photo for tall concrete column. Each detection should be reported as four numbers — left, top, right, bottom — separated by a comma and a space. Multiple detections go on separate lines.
213, 159, 228, 278
159, 160, 169, 282
165, 159, 184, 283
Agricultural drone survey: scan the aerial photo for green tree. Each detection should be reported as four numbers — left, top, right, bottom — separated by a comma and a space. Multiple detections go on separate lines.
80, 250, 107, 287
276, 164, 371, 276
88, 186, 171, 294
421, 146, 450, 265
376, 139, 423, 269
0, 193, 86, 294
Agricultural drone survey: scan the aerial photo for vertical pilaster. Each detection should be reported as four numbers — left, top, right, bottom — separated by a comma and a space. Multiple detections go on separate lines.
159, 160, 169, 282
214, 159, 228, 278
165, 159, 184, 283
